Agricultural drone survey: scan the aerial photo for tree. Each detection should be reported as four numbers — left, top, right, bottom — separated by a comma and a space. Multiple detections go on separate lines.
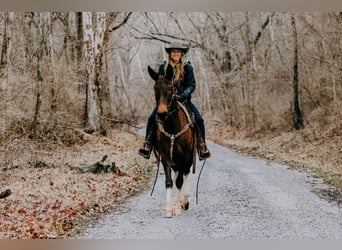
82, 12, 103, 131
31, 13, 45, 139
76, 12, 83, 64
0, 12, 14, 69
46, 12, 58, 130
290, 13, 304, 130
82, 12, 132, 132
134, 12, 275, 127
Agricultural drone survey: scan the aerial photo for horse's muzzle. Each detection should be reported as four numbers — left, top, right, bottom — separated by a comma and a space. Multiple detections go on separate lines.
157, 111, 168, 120
157, 103, 168, 120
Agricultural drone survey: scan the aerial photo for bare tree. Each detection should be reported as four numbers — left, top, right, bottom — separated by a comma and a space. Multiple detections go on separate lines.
76, 12, 83, 65
82, 12, 133, 132
31, 13, 45, 139
299, 13, 341, 115
46, 12, 58, 130
133, 12, 276, 127
0, 12, 14, 69
82, 12, 102, 131
290, 13, 304, 130
1, 12, 340, 143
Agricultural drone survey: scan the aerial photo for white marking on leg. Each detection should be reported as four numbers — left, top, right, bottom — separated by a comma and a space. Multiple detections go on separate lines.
182, 173, 190, 209
165, 187, 173, 217
173, 171, 182, 215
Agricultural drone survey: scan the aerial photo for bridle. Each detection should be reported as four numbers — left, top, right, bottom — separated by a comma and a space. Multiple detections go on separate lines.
155, 79, 193, 164
162, 80, 178, 119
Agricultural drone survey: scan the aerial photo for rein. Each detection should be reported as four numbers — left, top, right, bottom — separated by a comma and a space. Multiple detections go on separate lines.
195, 159, 207, 205
150, 150, 161, 196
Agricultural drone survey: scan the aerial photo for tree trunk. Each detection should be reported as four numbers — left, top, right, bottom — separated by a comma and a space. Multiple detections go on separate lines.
290, 13, 304, 130
94, 12, 106, 119
82, 12, 106, 132
117, 54, 134, 117
32, 13, 44, 139
47, 13, 58, 129
0, 12, 14, 68
194, 49, 211, 114
83, 12, 100, 131
62, 12, 71, 65
76, 12, 83, 65
0, 14, 8, 67
23, 13, 35, 72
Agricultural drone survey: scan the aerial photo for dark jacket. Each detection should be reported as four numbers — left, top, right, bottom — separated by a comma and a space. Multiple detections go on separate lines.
158, 62, 196, 100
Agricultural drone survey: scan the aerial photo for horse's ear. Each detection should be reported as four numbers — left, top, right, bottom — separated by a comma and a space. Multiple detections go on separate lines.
148, 66, 159, 81
165, 64, 174, 81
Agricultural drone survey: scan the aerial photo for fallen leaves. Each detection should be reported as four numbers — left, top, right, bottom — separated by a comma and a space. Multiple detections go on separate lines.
17, 208, 27, 215
0, 129, 154, 239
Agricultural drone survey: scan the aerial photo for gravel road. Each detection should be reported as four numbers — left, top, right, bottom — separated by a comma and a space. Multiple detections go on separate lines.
77, 140, 342, 239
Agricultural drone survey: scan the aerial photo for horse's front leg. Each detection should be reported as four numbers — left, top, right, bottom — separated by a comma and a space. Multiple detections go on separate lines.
181, 173, 190, 210
164, 165, 173, 218
173, 171, 183, 216
174, 172, 189, 215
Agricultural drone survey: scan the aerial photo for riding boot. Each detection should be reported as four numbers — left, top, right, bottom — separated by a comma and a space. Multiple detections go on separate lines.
197, 134, 211, 160
138, 132, 153, 159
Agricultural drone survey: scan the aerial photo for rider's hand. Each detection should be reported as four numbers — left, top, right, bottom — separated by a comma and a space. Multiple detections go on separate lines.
175, 94, 186, 101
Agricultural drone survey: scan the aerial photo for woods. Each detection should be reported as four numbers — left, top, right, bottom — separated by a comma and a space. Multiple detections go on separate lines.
0, 12, 340, 140
0, 12, 341, 239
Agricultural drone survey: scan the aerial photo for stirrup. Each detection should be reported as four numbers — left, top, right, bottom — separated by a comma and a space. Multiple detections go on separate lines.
138, 142, 152, 159
198, 143, 211, 161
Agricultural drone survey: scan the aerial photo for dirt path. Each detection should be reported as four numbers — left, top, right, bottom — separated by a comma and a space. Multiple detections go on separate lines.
76, 140, 342, 239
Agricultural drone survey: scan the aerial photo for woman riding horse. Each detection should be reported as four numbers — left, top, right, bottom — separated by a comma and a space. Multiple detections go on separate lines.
139, 41, 210, 161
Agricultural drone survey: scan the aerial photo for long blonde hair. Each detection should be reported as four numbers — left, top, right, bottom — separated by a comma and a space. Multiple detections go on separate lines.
164, 51, 185, 84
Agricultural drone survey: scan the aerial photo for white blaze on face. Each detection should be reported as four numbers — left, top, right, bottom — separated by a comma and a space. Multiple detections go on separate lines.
157, 102, 168, 115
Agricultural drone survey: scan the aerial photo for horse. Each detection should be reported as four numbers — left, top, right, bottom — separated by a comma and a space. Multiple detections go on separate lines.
148, 65, 196, 218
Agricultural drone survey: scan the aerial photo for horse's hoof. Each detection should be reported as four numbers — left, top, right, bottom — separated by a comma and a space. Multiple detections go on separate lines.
174, 208, 182, 216
182, 202, 189, 210
165, 210, 173, 218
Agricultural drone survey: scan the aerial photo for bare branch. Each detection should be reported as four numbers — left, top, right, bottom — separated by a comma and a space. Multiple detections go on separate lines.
109, 12, 132, 32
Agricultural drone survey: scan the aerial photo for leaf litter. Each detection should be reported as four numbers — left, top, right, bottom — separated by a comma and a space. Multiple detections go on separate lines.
0, 129, 154, 239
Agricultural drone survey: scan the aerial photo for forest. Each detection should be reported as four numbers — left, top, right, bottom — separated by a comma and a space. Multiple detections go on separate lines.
0, 12, 341, 238
0, 12, 340, 139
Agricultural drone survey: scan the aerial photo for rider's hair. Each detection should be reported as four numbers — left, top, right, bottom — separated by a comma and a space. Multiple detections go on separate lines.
164, 51, 185, 85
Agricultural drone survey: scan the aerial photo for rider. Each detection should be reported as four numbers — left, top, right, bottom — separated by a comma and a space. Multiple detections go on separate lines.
139, 41, 211, 161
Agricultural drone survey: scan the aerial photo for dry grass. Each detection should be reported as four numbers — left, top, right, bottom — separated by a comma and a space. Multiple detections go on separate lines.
0, 128, 154, 239
1, 119, 341, 239
207, 122, 342, 192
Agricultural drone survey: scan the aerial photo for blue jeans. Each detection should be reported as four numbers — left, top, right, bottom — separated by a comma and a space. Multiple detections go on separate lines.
146, 101, 206, 142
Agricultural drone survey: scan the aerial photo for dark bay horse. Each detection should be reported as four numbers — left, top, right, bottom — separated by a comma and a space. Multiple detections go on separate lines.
148, 65, 196, 218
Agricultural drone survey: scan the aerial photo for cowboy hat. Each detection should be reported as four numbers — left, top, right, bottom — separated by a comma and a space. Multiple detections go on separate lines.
165, 41, 189, 54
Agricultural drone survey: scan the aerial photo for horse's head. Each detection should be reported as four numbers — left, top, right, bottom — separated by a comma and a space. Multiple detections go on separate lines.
148, 65, 176, 120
